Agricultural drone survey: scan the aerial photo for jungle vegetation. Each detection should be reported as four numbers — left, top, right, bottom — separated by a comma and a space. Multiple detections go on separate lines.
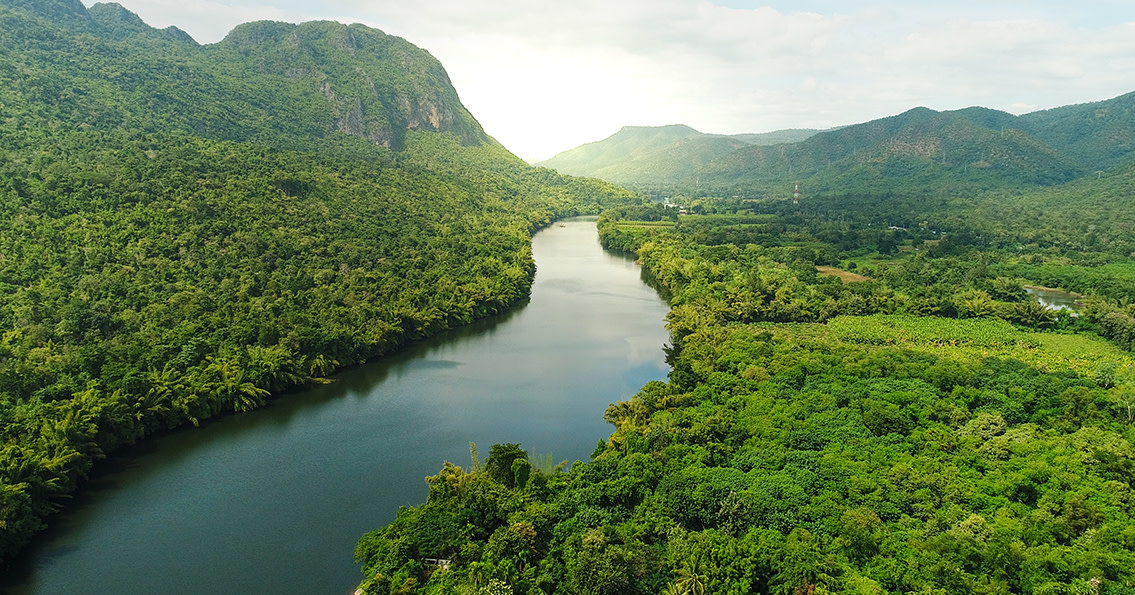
3, 1, 1135, 592
0, 0, 637, 563
355, 169, 1135, 593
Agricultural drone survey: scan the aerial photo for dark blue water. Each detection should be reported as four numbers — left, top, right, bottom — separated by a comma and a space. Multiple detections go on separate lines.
4, 217, 671, 595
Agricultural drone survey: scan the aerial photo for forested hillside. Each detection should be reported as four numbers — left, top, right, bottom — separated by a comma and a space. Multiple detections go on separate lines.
1, 0, 487, 150
1019, 91, 1135, 169
540, 92, 1135, 198
538, 125, 819, 187
0, 0, 637, 563
701, 106, 1086, 196
355, 188, 1135, 593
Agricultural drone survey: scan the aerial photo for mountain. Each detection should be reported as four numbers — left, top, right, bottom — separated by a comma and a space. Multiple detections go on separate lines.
1020, 90, 1135, 170
0, 1, 487, 150
538, 125, 819, 186
87, 2, 196, 42
699, 105, 1087, 195
542, 93, 1135, 196
0, 0, 637, 565
212, 19, 489, 149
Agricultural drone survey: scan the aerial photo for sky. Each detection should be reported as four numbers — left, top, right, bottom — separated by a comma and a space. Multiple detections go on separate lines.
81, 0, 1135, 162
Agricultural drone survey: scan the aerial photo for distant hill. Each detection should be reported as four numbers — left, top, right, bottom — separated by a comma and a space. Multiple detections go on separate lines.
542, 93, 1135, 196
1019, 90, 1135, 170
701, 105, 1086, 195
538, 125, 819, 186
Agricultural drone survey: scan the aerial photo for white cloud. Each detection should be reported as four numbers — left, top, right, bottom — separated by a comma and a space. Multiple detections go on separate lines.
81, 0, 1135, 160
81, 0, 305, 42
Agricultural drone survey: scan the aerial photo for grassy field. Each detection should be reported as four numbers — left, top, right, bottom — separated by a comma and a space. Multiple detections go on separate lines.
675, 214, 778, 224
757, 314, 1133, 379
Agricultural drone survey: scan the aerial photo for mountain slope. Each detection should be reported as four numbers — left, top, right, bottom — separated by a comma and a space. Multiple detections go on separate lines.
212, 19, 488, 149
1020, 90, 1135, 170
87, 1, 196, 43
3, 0, 90, 24
699, 105, 1086, 194
0, 1, 487, 151
539, 124, 706, 176
538, 125, 819, 185
542, 93, 1135, 195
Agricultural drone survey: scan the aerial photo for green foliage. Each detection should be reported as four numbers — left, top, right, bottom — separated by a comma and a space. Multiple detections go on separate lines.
484, 443, 527, 490
0, 0, 643, 564
828, 315, 1033, 348
538, 124, 818, 189
358, 191, 1135, 594
543, 93, 1135, 202
357, 319, 1135, 593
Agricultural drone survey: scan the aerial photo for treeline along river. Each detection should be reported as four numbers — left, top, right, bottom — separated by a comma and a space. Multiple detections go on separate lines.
3, 217, 671, 595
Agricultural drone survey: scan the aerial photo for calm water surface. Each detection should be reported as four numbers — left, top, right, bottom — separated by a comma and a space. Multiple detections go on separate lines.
1024, 285, 1082, 312
4, 217, 671, 595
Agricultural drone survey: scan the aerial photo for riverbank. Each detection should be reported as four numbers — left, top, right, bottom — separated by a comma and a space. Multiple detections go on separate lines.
4, 218, 671, 595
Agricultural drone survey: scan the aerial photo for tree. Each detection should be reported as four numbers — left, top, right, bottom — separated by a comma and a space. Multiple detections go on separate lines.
674, 565, 708, 595
484, 443, 527, 489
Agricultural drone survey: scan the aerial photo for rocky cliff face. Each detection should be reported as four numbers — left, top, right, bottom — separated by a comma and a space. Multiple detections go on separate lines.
218, 20, 489, 150
0, 0, 489, 151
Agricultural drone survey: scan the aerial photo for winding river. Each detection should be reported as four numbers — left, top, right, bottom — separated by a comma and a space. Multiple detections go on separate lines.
4, 217, 671, 595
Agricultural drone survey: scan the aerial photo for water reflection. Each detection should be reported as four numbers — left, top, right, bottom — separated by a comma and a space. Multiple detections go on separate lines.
1024, 285, 1082, 312
6, 218, 671, 595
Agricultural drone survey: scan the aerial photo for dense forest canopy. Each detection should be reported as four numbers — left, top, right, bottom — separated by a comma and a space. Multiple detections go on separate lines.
5, 1, 1135, 593
355, 146, 1135, 592
0, 0, 638, 564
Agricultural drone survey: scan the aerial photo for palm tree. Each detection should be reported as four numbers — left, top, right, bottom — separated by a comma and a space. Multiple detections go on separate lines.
203, 355, 270, 413
308, 353, 339, 379
1008, 299, 1056, 328
141, 363, 184, 428
673, 566, 707, 595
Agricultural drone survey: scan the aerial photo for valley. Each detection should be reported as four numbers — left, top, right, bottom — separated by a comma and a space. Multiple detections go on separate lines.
4, 218, 670, 595
1, 1, 1134, 594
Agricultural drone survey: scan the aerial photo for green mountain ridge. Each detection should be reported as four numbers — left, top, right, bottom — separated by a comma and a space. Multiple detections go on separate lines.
542, 93, 1135, 196
1019, 90, 1135, 169
538, 125, 820, 186
215, 19, 489, 149
0, 0, 487, 151
87, 2, 196, 43
707, 104, 1087, 194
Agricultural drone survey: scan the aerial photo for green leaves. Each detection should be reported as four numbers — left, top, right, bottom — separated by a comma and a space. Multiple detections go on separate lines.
0, 1, 644, 565
354, 285, 1135, 594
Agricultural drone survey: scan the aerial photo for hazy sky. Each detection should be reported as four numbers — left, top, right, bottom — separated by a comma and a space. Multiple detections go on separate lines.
81, 0, 1135, 161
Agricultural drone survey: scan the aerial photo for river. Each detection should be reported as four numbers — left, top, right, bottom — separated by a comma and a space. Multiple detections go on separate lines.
3, 217, 671, 595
